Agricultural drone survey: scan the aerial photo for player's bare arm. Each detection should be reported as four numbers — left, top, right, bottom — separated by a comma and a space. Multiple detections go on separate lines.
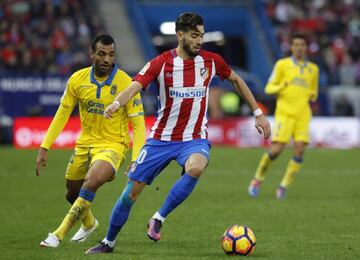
226, 70, 271, 139
104, 81, 143, 119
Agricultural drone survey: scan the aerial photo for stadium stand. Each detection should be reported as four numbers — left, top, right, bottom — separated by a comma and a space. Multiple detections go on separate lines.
264, 0, 360, 86
261, 0, 360, 116
0, 0, 104, 75
1, 0, 359, 144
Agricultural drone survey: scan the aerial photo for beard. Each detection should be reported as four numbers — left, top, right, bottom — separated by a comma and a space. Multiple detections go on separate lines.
94, 63, 111, 77
183, 38, 200, 58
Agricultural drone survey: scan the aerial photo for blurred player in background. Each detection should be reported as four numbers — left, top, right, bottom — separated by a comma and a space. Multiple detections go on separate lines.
248, 33, 319, 199
86, 12, 270, 254
36, 34, 146, 248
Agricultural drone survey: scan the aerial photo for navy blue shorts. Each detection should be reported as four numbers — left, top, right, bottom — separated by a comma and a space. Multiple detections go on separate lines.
128, 138, 211, 185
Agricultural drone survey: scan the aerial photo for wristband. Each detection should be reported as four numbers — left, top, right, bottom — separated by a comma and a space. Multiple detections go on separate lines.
253, 108, 263, 117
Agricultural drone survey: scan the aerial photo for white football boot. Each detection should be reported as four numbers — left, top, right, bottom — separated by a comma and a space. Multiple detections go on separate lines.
40, 233, 60, 248
71, 219, 99, 242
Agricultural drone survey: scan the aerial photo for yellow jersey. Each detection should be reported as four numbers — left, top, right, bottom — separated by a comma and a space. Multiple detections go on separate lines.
41, 65, 145, 159
265, 57, 319, 118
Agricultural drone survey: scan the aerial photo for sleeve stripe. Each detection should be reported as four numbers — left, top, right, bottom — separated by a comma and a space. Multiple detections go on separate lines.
128, 112, 145, 117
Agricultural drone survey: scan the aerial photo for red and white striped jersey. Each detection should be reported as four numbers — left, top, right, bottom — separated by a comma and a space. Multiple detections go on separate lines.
133, 49, 231, 141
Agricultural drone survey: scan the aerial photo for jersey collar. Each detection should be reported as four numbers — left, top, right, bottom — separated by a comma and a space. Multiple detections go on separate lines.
291, 56, 308, 73
90, 65, 118, 98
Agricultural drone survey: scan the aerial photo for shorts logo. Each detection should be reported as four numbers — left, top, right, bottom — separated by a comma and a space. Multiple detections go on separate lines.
200, 67, 209, 80
130, 162, 137, 173
169, 86, 206, 99
110, 84, 118, 95
201, 149, 209, 155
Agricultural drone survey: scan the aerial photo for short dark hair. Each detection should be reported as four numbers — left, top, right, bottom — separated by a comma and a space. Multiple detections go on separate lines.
175, 12, 204, 32
91, 34, 115, 52
291, 33, 307, 44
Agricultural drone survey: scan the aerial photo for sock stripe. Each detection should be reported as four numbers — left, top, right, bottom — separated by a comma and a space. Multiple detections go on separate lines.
79, 188, 95, 202
293, 156, 303, 163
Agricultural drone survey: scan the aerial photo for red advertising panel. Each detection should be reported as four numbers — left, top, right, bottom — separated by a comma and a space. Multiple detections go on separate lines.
207, 118, 270, 147
13, 117, 81, 149
13, 116, 157, 149
13, 117, 360, 149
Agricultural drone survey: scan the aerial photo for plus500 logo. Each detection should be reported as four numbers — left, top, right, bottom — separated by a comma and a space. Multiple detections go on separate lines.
169, 87, 206, 98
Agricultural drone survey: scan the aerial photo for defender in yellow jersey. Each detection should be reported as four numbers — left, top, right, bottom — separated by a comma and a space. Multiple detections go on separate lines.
249, 33, 319, 199
36, 35, 146, 248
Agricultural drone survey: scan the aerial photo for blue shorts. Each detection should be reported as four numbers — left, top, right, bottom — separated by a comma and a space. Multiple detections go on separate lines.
128, 138, 211, 185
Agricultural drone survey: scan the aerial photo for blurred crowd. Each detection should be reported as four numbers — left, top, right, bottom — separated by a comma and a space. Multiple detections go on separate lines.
264, 0, 360, 87
0, 0, 104, 75
0, 0, 358, 121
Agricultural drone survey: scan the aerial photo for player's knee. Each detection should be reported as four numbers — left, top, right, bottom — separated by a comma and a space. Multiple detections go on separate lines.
83, 176, 103, 192
294, 148, 305, 158
129, 190, 139, 202
187, 164, 205, 178
294, 150, 305, 159
120, 191, 137, 207
119, 182, 138, 207
294, 143, 306, 156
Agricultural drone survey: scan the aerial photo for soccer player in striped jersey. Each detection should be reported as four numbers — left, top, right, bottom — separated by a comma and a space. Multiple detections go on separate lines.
36, 34, 146, 248
248, 33, 319, 199
86, 13, 270, 254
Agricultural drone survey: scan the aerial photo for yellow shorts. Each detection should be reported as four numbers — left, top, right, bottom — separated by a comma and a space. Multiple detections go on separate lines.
65, 143, 128, 181
272, 115, 310, 144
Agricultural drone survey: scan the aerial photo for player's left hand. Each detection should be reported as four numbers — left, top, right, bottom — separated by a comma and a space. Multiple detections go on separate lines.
124, 161, 136, 175
35, 147, 48, 176
255, 114, 271, 139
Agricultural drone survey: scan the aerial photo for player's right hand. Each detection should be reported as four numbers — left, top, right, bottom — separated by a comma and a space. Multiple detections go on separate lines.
35, 147, 48, 176
255, 114, 271, 139
104, 101, 120, 119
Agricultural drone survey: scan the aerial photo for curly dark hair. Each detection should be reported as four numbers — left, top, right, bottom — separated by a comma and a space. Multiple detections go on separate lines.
175, 12, 204, 32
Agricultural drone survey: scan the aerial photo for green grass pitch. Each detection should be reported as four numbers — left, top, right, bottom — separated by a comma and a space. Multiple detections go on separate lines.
0, 146, 359, 259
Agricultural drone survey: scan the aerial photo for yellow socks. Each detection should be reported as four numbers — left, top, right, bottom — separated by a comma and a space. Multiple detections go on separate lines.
81, 210, 96, 229
280, 158, 302, 188
53, 197, 92, 240
254, 153, 273, 181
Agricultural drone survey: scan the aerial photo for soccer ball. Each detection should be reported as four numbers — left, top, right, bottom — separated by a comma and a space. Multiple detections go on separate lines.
221, 225, 256, 256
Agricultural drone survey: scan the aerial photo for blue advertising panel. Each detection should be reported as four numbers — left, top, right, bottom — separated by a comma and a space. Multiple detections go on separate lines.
0, 76, 67, 117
